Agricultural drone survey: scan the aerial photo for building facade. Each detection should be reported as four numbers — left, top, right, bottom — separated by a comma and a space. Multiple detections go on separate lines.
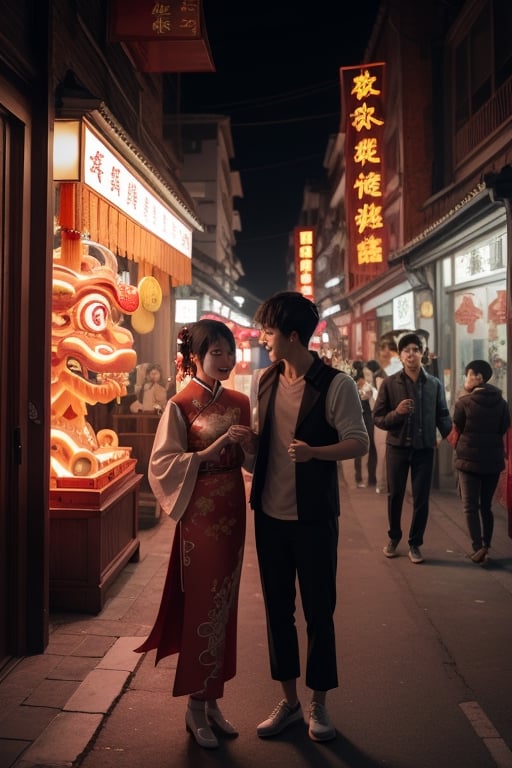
304, 0, 512, 490
0, 0, 216, 667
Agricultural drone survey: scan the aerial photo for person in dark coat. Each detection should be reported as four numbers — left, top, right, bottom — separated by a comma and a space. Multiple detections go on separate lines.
373, 333, 452, 564
450, 359, 510, 564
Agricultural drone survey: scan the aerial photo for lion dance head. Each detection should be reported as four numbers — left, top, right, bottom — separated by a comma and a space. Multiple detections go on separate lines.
51, 243, 139, 480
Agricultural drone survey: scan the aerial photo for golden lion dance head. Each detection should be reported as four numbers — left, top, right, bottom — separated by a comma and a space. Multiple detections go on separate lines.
51, 243, 139, 478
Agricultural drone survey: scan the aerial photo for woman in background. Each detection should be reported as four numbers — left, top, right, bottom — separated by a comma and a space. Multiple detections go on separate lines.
129, 363, 168, 413
372, 340, 401, 493
353, 362, 377, 488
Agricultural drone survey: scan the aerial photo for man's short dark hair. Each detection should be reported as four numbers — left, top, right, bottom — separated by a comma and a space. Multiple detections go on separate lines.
378, 339, 398, 353
398, 333, 423, 354
465, 359, 493, 382
254, 291, 319, 347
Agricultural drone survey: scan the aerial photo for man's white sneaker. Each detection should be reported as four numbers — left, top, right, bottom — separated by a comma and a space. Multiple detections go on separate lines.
256, 699, 303, 738
308, 702, 336, 742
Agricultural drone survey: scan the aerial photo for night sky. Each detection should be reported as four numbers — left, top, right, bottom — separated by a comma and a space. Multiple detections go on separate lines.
180, 1, 381, 300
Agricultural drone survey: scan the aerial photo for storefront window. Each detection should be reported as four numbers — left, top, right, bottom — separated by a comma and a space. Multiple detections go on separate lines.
376, 301, 394, 341
453, 281, 507, 399
443, 229, 507, 407
454, 233, 505, 283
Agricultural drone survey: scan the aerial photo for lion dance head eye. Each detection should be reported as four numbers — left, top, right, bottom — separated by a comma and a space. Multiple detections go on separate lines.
75, 293, 110, 332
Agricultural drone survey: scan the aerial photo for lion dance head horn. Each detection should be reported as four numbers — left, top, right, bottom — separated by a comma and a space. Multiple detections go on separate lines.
80, 240, 139, 315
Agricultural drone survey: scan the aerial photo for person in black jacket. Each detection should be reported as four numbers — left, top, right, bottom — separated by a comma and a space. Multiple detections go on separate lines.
373, 333, 452, 564
450, 359, 510, 564
250, 291, 368, 743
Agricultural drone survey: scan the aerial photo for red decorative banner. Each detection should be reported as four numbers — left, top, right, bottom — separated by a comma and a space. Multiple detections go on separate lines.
340, 63, 387, 283
294, 227, 315, 303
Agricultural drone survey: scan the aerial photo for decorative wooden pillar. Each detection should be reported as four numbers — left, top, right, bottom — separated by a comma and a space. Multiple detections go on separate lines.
58, 182, 82, 271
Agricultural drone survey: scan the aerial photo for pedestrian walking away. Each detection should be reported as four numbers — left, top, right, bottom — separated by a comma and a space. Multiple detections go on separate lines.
373, 332, 452, 564
134, 320, 254, 749
448, 359, 510, 565
249, 291, 369, 743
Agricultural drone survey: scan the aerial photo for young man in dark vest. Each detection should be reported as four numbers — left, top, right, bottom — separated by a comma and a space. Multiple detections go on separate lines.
250, 291, 369, 742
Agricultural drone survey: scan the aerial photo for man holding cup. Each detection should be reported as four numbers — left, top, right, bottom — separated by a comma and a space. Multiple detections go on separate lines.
373, 333, 452, 563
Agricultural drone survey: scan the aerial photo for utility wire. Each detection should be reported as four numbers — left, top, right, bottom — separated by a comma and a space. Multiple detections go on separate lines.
237, 231, 290, 244
233, 111, 339, 128
239, 152, 323, 172
185, 78, 339, 112
216, 80, 339, 112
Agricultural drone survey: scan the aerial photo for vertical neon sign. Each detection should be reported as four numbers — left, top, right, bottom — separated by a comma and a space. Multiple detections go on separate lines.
294, 227, 315, 302
340, 63, 387, 285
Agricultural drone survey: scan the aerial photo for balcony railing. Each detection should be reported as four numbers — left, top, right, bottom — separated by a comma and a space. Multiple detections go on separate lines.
454, 77, 512, 168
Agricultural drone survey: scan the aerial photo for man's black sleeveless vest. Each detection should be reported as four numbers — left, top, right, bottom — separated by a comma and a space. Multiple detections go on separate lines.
250, 353, 341, 522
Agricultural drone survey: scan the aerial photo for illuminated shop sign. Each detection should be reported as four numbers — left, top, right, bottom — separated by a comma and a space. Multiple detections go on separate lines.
393, 291, 414, 329
109, 0, 201, 40
107, 0, 215, 73
340, 63, 387, 282
84, 126, 192, 257
294, 227, 315, 302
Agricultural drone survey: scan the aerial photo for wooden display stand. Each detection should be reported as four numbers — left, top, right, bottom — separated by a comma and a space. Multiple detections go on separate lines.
50, 465, 142, 614
112, 412, 161, 528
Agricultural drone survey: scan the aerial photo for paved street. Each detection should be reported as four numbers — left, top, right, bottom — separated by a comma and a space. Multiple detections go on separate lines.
1, 467, 512, 768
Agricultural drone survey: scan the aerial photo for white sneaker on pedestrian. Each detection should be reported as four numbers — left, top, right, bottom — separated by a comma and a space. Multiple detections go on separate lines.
308, 702, 336, 742
470, 547, 488, 564
408, 545, 424, 564
383, 540, 398, 557
256, 699, 303, 738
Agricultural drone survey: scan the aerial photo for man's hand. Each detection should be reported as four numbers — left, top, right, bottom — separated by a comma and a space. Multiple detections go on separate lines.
288, 438, 310, 463
396, 398, 414, 416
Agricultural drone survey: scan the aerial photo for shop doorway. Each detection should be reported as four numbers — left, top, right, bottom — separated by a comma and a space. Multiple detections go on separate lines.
0, 106, 27, 671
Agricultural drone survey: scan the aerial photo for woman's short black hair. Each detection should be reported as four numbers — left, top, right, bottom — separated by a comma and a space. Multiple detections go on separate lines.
189, 319, 236, 362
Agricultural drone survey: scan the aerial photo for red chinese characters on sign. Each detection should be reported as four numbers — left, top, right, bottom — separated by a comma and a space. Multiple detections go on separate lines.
454, 295, 483, 333
89, 151, 104, 183
340, 63, 387, 281
488, 290, 506, 325
294, 227, 315, 303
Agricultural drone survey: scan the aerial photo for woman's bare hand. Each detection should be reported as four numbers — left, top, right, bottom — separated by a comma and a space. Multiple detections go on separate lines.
227, 425, 256, 452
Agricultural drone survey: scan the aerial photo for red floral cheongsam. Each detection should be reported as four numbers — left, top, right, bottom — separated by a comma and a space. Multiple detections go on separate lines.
135, 378, 251, 699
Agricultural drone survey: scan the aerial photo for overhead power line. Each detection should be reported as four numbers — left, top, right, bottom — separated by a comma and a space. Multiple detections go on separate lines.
239, 152, 323, 172
184, 78, 340, 113
219, 79, 339, 111
233, 111, 339, 128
